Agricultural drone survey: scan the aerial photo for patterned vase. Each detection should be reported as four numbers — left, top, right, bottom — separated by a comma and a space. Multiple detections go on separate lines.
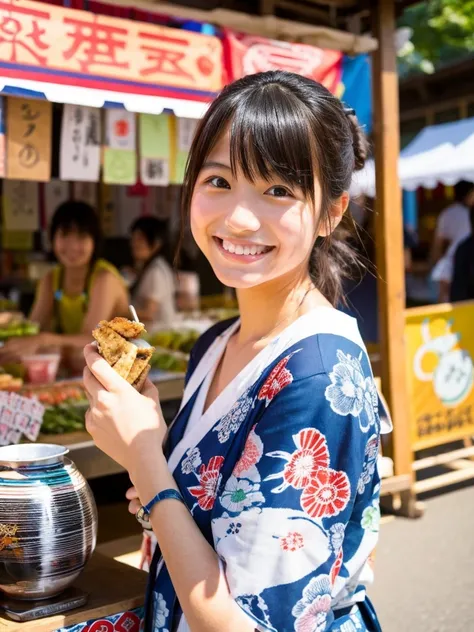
0, 443, 97, 600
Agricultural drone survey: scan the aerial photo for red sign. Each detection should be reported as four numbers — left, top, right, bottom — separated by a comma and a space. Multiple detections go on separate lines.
223, 29, 342, 95
0, 0, 223, 100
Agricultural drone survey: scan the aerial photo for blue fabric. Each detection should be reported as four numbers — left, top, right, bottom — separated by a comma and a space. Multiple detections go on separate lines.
341, 55, 372, 134
146, 321, 383, 632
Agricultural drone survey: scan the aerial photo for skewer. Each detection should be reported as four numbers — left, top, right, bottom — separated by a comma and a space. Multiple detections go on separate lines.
129, 305, 140, 323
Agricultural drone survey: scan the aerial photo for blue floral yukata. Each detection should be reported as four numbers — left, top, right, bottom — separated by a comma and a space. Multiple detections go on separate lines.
144, 307, 391, 632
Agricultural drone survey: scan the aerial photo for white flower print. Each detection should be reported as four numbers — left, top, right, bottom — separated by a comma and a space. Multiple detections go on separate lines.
213, 389, 253, 443
325, 350, 377, 433
292, 574, 332, 632
361, 377, 379, 432
236, 594, 276, 632
329, 522, 345, 553
181, 446, 202, 475
357, 434, 379, 495
153, 592, 169, 631
361, 501, 380, 532
220, 476, 265, 513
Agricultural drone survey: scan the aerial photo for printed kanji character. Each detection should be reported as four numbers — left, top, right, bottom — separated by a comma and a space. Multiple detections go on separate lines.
0, 1, 49, 64
139, 30, 192, 79
63, 15, 129, 73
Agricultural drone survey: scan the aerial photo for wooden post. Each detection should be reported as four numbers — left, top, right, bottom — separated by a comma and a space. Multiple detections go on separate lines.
372, 0, 417, 515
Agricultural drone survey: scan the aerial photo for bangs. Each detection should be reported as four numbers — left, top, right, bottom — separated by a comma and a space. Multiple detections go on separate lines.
228, 85, 317, 201
189, 82, 319, 203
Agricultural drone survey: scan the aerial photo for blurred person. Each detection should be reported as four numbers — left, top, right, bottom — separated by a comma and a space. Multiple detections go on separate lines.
129, 216, 176, 329
431, 180, 473, 302
450, 206, 474, 302
0, 201, 128, 364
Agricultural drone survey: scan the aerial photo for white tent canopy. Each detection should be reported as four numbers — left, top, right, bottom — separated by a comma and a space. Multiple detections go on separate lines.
351, 116, 474, 198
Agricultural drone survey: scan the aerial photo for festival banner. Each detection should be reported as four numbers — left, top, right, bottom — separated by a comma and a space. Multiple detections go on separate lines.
405, 302, 474, 451
139, 113, 171, 186
3, 179, 39, 232
103, 109, 136, 185
0, 0, 223, 99
7, 97, 51, 181
60, 104, 101, 182
223, 28, 342, 94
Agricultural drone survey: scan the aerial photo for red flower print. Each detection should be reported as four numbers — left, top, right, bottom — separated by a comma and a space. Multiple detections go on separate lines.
258, 356, 293, 405
330, 549, 343, 584
284, 429, 330, 490
300, 468, 351, 518
188, 456, 225, 511
233, 425, 263, 477
280, 531, 305, 552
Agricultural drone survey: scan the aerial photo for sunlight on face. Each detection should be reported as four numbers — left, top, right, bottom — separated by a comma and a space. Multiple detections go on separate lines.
190, 133, 324, 290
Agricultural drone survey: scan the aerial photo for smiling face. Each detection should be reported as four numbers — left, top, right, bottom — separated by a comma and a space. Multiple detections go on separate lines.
53, 226, 94, 269
191, 133, 324, 289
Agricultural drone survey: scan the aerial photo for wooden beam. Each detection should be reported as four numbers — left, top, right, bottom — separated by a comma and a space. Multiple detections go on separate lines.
372, 1, 414, 487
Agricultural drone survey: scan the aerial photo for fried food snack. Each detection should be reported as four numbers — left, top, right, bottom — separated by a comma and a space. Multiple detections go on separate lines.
92, 317, 154, 391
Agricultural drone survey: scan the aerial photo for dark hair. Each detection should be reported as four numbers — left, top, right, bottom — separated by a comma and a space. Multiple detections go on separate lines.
454, 180, 473, 203
179, 70, 367, 306
129, 217, 172, 298
130, 216, 169, 248
50, 200, 102, 262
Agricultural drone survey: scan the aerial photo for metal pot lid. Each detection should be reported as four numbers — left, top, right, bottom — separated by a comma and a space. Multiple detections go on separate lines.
0, 444, 69, 469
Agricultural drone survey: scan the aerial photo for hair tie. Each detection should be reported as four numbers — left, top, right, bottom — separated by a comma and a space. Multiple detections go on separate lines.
344, 107, 356, 117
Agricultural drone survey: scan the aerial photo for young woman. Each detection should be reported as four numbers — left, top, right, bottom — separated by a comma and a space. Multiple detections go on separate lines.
0, 201, 128, 363
129, 217, 176, 329
83, 71, 391, 632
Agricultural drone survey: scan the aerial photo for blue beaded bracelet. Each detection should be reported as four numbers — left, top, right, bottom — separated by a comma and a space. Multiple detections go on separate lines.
136, 488, 184, 530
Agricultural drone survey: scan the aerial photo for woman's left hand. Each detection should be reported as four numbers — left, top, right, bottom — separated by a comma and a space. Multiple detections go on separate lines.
0, 333, 50, 363
83, 344, 166, 474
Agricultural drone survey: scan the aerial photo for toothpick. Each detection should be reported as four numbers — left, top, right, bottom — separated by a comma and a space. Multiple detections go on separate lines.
129, 305, 139, 323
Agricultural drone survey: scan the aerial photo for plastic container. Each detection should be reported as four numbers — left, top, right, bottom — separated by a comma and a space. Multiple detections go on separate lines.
22, 353, 60, 385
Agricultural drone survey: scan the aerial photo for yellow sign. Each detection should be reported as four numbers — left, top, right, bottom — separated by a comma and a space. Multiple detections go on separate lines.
2, 231, 33, 251
405, 302, 474, 450
7, 97, 51, 181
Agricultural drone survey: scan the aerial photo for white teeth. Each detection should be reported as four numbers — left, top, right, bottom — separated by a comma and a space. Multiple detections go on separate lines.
221, 239, 269, 256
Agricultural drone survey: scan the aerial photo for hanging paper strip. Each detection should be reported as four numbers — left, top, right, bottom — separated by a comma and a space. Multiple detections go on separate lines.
7, 98, 52, 182
3, 180, 39, 232
172, 117, 199, 185
60, 105, 101, 182
139, 113, 171, 186
104, 110, 137, 185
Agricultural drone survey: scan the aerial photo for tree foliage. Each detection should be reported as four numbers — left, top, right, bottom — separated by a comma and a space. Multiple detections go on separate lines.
397, 0, 474, 77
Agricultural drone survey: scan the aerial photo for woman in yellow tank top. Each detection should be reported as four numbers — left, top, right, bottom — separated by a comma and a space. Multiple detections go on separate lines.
0, 201, 129, 363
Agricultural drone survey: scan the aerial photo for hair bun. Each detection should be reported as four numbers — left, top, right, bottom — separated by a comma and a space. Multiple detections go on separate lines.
346, 114, 368, 171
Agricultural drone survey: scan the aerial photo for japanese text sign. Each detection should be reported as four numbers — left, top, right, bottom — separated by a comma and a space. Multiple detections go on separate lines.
405, 302, 474, 450
60, 104, 101, 182
139, 113, 170, 186
0, 391, 44, 446
0, 0, 223, 96
7, 97, 51, 181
